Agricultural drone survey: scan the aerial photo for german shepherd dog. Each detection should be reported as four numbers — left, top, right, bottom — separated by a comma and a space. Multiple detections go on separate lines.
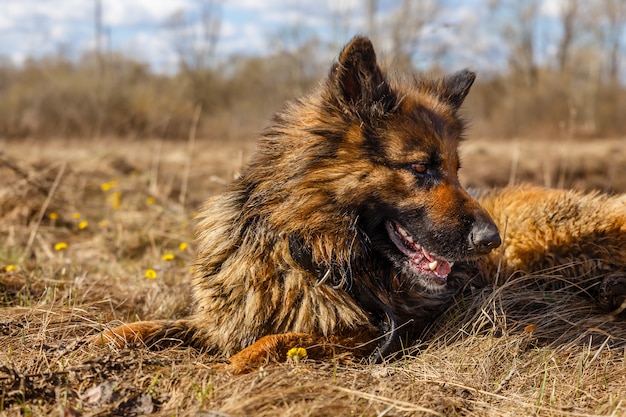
97, 36, 626, 372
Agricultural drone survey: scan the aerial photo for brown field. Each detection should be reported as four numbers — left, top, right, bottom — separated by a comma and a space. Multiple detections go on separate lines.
1, 135, 625, 416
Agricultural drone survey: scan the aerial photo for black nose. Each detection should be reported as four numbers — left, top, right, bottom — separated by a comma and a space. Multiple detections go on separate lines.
470, 221, 501, 255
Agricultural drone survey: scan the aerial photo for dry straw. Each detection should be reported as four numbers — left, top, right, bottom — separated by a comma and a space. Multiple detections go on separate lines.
0, 138, 624, 416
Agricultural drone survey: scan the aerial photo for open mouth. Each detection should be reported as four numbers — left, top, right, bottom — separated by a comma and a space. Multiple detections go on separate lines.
385, 220, 453, 285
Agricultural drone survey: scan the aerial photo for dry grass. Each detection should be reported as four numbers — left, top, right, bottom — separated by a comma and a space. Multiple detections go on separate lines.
0, 136, 625, 416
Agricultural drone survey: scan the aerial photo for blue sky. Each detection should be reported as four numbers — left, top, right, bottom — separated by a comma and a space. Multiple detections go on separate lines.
0, 0, 566, 74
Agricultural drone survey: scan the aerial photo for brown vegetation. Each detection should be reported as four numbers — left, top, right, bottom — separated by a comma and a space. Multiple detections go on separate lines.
0, 50, 320, 141
0, 136, 625, 416
3, 50, 626, 141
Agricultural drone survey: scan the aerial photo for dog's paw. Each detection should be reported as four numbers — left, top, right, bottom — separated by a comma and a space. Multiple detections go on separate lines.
224, 335, 286, 374
598, 273, 626, 313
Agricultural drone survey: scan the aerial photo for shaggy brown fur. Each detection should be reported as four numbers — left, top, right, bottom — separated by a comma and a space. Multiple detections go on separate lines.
455, 187, 626, 309
95, 37, 626, 373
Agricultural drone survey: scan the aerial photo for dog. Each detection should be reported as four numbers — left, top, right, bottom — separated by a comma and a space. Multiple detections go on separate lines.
95, 36, 626, 373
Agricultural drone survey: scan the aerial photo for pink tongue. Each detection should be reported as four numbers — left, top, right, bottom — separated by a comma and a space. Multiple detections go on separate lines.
434, 260, 451, 276
417, 248, 451, 277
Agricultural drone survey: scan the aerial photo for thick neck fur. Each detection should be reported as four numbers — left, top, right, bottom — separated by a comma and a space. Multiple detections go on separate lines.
235, 87, 368, 268
230, 81, 456, 311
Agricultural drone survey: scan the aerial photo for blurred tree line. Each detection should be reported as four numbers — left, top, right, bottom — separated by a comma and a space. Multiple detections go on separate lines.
0, 0, 625, 140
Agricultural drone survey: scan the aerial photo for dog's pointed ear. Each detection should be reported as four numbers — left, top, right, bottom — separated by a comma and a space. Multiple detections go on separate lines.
329, 36, 394, 114
437, 69, 476, 110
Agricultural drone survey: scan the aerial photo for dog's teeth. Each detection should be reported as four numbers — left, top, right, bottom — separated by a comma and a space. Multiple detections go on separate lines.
428, 260, 438, 271
396, 224, 414, 243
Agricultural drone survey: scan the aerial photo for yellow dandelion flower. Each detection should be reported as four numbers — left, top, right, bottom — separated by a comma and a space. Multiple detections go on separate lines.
100, 178, 118, 191
78, 220, 89, 230
5, 264, 16, 272
286, 347, 307, 362
107, 192, 121, 209
146, 196, 156, 205
72, 212, 81, 219
145, 269, 157, 279
48, 212, 59, 220
161, 253, 175, 261
179, 242, 188, 251
54, 242, 68, 251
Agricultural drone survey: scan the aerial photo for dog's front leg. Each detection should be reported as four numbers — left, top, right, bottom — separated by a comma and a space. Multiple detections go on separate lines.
225, 330, 378, 374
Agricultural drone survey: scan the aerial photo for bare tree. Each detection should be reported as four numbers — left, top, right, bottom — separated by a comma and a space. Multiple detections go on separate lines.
167, 0, 221, 72
329, 1, 355, 50
366, 0, 377, 43
500, 0, 540, 86
602, 0, 626, 85
94, 0, 102, 58
556, 0, 580, 73
386, 0, 441, 70
268, 25, 323, 91
165, 0, 222, 116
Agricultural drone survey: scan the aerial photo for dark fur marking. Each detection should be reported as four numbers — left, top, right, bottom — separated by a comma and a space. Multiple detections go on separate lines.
288, 233, 398, 361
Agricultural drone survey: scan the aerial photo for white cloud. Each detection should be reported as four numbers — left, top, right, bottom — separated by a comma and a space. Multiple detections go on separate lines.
2, 0, 363, 66
121, 30, 179, 73
539, 0, 565, 17
104, 0, 193, 26
218, 20, 269, 56
226, 0, 297, 13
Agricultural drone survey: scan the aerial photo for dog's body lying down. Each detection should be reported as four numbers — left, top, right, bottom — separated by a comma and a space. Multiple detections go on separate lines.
95, 37, 626, 373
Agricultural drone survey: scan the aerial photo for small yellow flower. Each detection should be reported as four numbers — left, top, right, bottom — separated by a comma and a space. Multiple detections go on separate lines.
100, 179, 118, 192
179, 242, 188, 252
98, 220, 109, 228
5, 264, 16, 272
286, 347, 307, 363
72, 212, 81, 219
146, 197, 156, 205
145, 269, 157, 279
48, 212, 59, 220
107, 192, 121, 209
54, 242, 68, 251
78, 220, 89, 230
161, 253, 175, 261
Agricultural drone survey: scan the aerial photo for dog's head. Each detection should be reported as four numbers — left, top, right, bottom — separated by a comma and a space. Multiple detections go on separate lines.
318, 36, 501, 292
